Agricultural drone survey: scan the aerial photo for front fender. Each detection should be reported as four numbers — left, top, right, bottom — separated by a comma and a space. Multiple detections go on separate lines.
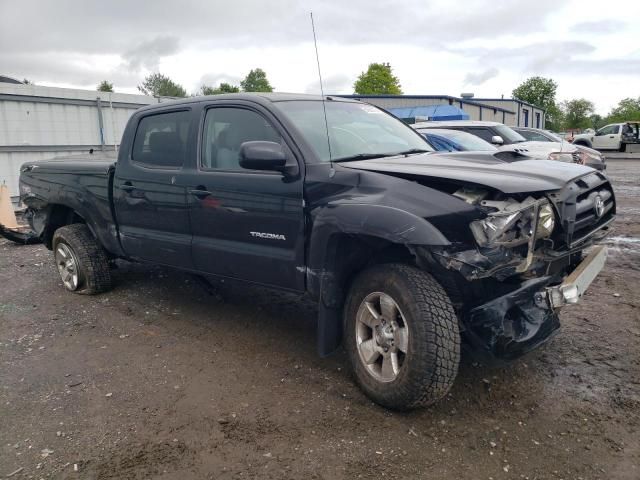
307, 203, 451, 356
307, 203, 450, 302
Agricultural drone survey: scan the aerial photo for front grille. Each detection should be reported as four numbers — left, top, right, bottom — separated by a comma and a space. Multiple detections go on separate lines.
552, 171, 615, 247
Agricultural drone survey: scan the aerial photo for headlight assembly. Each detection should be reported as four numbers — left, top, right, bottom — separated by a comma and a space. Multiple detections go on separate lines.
536, 202, 555, 238
548, 152, 574, 162
470, 198, 555, 248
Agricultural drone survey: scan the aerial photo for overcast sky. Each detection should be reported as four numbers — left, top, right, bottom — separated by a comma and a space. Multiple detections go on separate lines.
1, 0, 638, 114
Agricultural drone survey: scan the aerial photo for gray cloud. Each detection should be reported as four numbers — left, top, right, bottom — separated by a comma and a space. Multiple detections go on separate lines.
197, 73, 243, 89
454, 41, 598, 73
3, 0, 636, 96
0, 52, 139, 88
570, 19, 627, 34
536, 57, 640, 76
464, 67, 499, 86
122, 36, 181, 71
305, 74, 353, 94
456, 40, 639, 78
0, 0, 566, 55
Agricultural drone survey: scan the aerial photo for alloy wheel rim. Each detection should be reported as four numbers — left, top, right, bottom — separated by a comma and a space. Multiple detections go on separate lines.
55, 243, 79, 291
355, 292, 409, 383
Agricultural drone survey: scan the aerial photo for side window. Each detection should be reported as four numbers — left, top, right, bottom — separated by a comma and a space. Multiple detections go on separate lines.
202, 108, 282, 170
522, 131, 548, 142
597, 125, 618, 136
132, 111, 190, 168
466, 128, 494, 143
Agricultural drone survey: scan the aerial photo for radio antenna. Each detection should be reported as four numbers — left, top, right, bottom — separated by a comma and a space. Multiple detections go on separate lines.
310, 12, 332, 162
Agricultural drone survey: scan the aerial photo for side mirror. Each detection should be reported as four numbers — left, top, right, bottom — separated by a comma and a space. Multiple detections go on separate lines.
239, 141, 287, 171
491, 135, 504, 145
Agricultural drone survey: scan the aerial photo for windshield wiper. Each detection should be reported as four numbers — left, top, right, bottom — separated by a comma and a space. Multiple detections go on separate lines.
393, 148, 432, 156
332, 153, 397, 163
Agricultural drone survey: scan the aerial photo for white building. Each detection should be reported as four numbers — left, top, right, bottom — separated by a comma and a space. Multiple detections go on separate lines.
0, 81, 158, 199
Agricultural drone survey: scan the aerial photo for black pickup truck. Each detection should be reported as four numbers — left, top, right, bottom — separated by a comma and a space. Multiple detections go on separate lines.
19, 94, 615, 409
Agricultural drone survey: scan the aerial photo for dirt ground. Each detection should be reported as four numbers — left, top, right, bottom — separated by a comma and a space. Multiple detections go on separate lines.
1, 160, 639, 480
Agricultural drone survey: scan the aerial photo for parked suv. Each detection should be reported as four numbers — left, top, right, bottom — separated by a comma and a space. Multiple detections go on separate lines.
19, 94, 614, 410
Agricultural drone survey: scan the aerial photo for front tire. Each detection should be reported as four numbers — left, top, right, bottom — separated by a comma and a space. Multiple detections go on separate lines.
52, 224, 112, 294
344, 264, 460, 410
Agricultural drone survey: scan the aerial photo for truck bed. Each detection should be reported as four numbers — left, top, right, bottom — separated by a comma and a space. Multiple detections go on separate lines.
20, 151, 121, 255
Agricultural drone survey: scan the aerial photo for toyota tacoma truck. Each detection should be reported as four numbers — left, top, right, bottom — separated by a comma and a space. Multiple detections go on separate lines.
19, 94, 615, 410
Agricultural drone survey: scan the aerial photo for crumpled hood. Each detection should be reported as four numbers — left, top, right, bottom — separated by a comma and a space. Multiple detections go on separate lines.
341, 151, 595, 194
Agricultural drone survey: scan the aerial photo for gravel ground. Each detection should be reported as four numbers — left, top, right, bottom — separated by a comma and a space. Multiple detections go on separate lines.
1, 160, 639, 480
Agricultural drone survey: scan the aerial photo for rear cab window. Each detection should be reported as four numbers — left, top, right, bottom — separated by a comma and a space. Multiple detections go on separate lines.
132, 110, 191, 168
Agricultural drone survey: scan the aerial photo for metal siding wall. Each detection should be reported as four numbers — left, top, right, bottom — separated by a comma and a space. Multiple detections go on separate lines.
0, 85, 154, 197
0, 150, 84, 198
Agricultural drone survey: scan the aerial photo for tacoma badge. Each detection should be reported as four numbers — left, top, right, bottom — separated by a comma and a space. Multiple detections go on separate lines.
250, 231, 286, 240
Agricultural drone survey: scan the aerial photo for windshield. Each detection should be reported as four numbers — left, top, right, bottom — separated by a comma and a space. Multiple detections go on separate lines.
493, 124, 527, 144
420, 128, 496, 151
276, 100, 433, 162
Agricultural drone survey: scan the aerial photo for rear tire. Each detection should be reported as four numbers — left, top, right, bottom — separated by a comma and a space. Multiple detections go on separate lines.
344, 263, 460, 410
52, 224, 112, 294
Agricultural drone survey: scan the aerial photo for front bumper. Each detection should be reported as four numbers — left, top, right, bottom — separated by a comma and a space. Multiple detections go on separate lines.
546, 245, 607, 308
463, 246, 607, 361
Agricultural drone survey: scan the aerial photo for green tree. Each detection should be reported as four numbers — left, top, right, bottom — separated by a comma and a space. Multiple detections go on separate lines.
589, 113, 605, 130
137, 73, 187, 97
606, 97, 640, 123
353, 62, 402, 95
97, 80, 114, 92
561, 99, 595, 130
199, 82, 240, 95
240, 68, 273, 92
22, 78, 33, 85
512, 76, 562, 130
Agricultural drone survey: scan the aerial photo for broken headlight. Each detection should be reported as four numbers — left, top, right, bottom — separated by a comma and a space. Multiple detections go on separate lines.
548, 152, 574, 162
470, 198, 555, 248
536, 202, 555, 238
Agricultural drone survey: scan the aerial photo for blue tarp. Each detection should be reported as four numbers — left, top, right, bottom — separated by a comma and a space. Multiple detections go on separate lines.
387, 105, 470, 121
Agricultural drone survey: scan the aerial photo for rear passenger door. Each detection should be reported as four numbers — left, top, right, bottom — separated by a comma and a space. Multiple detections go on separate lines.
184, 104, 305, 290
113, 109, 195, 269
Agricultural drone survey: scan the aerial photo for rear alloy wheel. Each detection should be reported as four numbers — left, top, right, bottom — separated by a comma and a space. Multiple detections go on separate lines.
345, 263, 460, 410
55, 242, 80, 291
52, 224, 112, 294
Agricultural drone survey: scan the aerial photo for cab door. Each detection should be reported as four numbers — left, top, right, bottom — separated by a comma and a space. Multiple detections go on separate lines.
592, 124, 621, 150
113, 109, 195, 269
183, 104, 305, 290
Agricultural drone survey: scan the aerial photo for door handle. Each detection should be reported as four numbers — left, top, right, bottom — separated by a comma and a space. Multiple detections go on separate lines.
119, 182, 135, 192
189, 188, 212, 199
609, 135, 614, 138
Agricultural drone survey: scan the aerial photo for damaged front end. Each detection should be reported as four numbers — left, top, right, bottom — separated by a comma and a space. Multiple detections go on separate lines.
421, 172, 614, 361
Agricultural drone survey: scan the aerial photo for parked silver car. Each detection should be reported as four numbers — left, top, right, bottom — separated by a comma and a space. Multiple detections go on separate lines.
514, 127, 606, 170
414, 121, 605, 171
